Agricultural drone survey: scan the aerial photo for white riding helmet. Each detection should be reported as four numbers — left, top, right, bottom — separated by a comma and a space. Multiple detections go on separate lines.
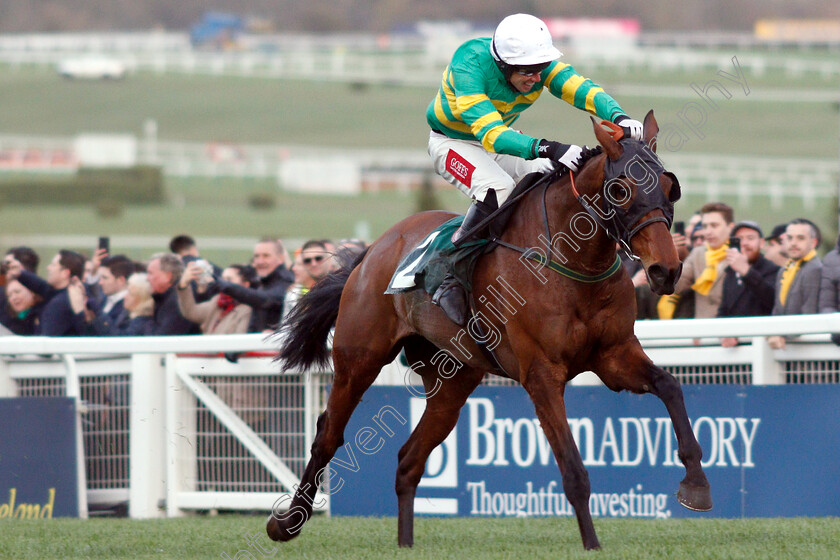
491, 14, 563, 66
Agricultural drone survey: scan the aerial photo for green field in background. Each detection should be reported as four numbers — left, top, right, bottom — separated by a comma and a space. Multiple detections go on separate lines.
2, 515, 839, 560
0, 60, 838, 264
0, 177, 834, 268
1, 64, 838, 157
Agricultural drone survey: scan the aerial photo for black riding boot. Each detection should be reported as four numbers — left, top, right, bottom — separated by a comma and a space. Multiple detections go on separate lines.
432, 191, 499, 326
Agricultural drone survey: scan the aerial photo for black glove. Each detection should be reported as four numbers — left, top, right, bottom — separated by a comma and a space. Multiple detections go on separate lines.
536, 140, 583, 171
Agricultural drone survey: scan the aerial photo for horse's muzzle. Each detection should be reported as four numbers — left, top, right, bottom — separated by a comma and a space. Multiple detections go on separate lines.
646, 262, 682, 295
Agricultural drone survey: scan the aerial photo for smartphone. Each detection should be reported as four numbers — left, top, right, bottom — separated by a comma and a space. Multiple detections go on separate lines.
673, 221, 685, 236
729, 236, 741, 251
98, 236, 110, 254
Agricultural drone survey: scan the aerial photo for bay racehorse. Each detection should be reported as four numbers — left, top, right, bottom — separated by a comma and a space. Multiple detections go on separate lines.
267, 111, 712, 550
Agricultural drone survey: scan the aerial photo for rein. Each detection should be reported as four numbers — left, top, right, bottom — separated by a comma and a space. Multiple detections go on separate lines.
493, 168, 624, 284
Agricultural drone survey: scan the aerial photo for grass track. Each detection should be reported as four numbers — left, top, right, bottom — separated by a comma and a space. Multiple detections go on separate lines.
2, 515, 839, 560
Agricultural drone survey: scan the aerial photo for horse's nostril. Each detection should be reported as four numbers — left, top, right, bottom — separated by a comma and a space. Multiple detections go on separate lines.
647, 264, 667, 285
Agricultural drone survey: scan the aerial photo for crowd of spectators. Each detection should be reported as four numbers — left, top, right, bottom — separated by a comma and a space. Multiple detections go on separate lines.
0, 235, 368, 338
2, 211, 837, 347
630, 201, 839, 347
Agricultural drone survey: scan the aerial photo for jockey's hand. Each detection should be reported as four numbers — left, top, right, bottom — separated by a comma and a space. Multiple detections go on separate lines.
537, 140, 583, 172
614, 115, 644, 141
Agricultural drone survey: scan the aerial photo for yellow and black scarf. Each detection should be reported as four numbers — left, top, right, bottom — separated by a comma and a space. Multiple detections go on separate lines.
779, 249, 817, 306
691, 243, 729, 296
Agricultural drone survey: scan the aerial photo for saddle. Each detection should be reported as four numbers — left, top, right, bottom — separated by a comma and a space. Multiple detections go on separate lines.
385, 171, 548, 298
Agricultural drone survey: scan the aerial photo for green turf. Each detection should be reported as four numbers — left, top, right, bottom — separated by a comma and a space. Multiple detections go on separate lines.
1, 515, 838, 559
0, 60, 838, 264
1, 63, 837, 157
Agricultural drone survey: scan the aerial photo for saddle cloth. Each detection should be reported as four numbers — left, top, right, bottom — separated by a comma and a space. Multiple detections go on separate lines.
385, 216, 490, 295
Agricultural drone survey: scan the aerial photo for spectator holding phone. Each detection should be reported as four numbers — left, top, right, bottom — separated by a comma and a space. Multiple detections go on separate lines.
672, 202, 735, 318
176, 263, 253, 334
169, 234, 221, 302
717, 221, 780, 347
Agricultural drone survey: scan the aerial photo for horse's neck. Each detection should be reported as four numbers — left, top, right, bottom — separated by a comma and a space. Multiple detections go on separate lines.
540, 169, 618, 275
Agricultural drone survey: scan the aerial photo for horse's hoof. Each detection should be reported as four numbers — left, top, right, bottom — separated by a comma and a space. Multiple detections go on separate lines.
266, 516, 303, 542
677, 481, 713, 512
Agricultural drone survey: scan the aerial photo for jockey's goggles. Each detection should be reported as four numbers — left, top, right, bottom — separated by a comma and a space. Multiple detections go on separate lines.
514, 62, 551, 76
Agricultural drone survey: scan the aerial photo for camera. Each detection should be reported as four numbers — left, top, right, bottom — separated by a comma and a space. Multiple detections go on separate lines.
729, 237, 741, 251
194, 259, 215, 284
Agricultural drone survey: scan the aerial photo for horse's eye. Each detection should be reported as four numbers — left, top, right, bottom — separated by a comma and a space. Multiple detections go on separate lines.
608, 181, 630, 204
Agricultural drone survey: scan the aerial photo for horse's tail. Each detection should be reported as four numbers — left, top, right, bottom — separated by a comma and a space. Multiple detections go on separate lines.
276, 247, 369, 372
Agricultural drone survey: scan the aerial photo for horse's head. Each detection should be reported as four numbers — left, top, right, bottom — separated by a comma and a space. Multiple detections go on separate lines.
587, 111, 682, 294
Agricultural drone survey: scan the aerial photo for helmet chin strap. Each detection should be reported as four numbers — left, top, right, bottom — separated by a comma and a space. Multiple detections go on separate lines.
491, 37, 518, 90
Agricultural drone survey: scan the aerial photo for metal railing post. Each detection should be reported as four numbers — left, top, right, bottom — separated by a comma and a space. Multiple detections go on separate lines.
129, 353, 167, 518
751, 336, 784, 385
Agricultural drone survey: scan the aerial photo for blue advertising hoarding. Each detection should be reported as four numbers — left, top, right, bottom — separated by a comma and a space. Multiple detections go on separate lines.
330, 385, 840, 518
0, 397, 81, 518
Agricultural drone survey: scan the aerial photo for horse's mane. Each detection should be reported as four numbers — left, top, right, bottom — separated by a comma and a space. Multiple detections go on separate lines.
578, 145, 603, 167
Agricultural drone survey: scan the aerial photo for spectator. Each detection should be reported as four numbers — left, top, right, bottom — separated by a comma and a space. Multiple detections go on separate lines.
169, 234, 221, 302
688, 224, 705, 249
146, 253, 200, 335
0, 279, 43, 335
88, 255, 135, 335
336, 238, 368, 266
169, 234, 199, 259
6, 250, 88, 336
685, 212, 702, 238
819, 233, 840, 314
717, 221, 780, 347
764, 223, 789, 268
673, 202, 735, 318
283, 249, 316, 321
177, 263, 253, 334
1, 246, 40, 305
111, 273, 155, 336
4, 247, 39, 274
218, 238, 294, 333
301, 240, 332, 285
768, 219, 823, 349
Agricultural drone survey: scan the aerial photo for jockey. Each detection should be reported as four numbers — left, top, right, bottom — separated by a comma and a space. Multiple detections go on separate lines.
427, 13, 644, 326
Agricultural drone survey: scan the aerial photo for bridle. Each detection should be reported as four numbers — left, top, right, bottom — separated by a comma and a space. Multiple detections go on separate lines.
455, 121, 679, 277
567, 121, 677, 262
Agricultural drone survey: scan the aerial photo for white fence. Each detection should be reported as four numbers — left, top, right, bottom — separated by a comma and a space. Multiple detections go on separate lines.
2, 314, 840, 518
2, 31, 840, 82
0, 133, 836, 204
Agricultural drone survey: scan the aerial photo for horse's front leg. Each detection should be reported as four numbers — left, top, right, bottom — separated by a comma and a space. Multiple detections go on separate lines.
522, 361, 600, 550
594, 341, 713, 512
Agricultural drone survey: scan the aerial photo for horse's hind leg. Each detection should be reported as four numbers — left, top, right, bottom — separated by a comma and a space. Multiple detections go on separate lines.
266, 331, 398, 542
595, 342, 712, 512
395, 339, 484, 547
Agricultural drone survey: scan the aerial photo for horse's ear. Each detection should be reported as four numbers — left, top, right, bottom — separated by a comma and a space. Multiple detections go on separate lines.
664, 171, 681, 202
591, 117, 622, 161
643, 109, 658, 153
